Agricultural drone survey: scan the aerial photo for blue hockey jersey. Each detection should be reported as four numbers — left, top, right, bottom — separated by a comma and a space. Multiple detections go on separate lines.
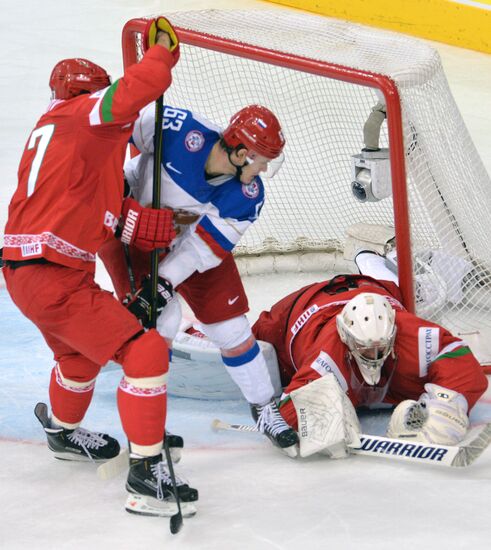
125, 104, 265, 286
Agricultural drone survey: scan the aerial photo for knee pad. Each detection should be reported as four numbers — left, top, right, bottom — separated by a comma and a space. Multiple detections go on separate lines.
200, 315, 252, 350
121, 329, 169, 379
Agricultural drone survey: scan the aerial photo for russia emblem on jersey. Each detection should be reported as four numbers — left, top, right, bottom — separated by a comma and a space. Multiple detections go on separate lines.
185, 130, 205, 152
242, 179, 260, 199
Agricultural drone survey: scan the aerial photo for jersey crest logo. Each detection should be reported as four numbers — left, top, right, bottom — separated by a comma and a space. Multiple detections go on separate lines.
185, 130, 205, 152
242, 179, 260, 199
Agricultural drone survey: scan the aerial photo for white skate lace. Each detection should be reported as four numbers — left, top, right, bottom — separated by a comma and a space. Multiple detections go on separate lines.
255, 403, 289, 437
67, 428, 107, 461
151, 461, 186, 501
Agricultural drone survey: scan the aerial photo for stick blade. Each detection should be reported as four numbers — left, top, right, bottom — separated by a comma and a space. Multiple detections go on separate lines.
451, 422, 491, 467
97, 449, 129, 480
170, 513, 183, 534
211, 419, 224, 431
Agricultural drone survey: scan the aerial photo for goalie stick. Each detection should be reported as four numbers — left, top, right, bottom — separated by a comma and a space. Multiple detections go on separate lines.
211, 418, 491, 468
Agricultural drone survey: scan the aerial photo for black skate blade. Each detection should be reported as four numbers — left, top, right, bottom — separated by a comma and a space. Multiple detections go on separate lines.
34, 402, 50, 429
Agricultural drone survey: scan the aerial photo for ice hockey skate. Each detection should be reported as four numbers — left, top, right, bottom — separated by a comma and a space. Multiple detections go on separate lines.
34, 402, 120, 462
125, 454, 198, 517
251, 399, 299, 457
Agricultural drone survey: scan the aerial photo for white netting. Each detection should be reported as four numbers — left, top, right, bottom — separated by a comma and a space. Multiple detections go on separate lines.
124, 9, 491, 363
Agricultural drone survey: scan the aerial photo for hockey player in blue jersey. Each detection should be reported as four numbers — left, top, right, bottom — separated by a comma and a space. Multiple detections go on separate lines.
100, 104, 299, 456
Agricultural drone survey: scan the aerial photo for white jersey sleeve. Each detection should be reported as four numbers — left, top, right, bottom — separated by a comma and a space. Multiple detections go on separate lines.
131, 103, 156, 154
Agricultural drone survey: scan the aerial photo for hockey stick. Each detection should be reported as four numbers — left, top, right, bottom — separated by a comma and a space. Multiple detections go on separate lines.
150, 95, 164, 328
211, 418, 491, 468
97, 448, 129, 480
123, 243, 137, 296
152, 96, 183, 534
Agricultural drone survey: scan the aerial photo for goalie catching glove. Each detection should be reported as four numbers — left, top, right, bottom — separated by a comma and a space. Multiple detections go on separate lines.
143, 16, 180, 66
125, 275, 174, 328
120, 197, 176, 252
386, 383, 469, 446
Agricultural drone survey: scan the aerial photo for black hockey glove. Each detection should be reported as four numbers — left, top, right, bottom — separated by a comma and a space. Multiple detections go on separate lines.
125, 275, 174, 328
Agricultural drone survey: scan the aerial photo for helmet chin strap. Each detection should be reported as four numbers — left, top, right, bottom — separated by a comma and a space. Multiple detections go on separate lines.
227, 150, 250, 181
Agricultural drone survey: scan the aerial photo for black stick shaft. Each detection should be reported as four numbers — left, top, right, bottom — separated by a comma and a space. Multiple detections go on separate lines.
123, 243, 137, 296
163, 438, 183, 533
150, 96, 164, 329
151, 97, 183, 533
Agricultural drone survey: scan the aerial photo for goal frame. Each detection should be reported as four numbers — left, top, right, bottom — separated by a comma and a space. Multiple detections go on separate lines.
121, 16, 414, 311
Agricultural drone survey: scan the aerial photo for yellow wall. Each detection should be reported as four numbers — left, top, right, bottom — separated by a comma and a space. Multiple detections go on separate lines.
268, 0, 491, 53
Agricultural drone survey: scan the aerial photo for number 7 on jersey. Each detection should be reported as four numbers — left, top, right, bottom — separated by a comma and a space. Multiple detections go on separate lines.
26, 124, 55, 197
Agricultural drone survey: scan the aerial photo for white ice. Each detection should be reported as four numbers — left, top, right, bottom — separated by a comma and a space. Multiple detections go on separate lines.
1, 1, 491, 549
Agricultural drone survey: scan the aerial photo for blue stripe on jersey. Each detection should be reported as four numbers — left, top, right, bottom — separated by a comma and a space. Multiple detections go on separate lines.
221, 342, 261, 367
198, 216, 235, 252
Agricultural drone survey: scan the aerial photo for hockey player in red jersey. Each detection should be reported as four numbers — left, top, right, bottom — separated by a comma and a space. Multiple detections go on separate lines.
253, 262, 488, 459
1, 18, 198, 517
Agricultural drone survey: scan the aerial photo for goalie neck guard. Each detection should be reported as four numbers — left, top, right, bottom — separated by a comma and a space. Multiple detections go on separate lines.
336, 293, 397, 385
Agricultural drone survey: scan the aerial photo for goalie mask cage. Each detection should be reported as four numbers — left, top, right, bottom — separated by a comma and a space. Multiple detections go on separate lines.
122, 9, 491, 365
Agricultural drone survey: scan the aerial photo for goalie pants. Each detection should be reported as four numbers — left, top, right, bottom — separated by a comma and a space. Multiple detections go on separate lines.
3, 263, 169, 448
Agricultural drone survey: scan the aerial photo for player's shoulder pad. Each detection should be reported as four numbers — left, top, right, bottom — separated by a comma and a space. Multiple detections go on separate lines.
212, 176, 265, 222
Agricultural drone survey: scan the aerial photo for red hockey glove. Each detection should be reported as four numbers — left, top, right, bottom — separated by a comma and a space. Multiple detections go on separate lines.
144, 16, 180, 66
125, 275, 174, 328
120, 197, 176, 252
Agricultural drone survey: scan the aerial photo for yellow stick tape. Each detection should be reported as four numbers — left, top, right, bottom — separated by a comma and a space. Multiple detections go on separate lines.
267, 0, 491, 53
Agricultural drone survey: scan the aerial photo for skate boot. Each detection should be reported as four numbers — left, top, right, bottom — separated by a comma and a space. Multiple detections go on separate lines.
251, 399, 299, 458
125, 454, 198, 517
34, 402, 120, 462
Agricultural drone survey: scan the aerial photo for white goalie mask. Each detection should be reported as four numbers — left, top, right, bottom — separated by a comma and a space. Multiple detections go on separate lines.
336, 293, 397, 385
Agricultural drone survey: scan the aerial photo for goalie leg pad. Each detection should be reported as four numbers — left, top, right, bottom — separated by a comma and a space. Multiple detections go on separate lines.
291, 374, 361, 458
343, 223, 395, 261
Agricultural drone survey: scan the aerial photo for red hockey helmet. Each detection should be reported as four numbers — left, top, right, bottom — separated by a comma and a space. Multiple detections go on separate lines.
49, 58, 111, 100
222, 105, 285, 160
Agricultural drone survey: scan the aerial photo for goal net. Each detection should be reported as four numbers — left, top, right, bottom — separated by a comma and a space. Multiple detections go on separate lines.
122, 9, 491, 365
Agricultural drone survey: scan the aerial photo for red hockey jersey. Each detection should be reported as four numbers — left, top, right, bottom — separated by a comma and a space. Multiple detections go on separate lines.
252, 276, 488, 429
3, 46, 175, 272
